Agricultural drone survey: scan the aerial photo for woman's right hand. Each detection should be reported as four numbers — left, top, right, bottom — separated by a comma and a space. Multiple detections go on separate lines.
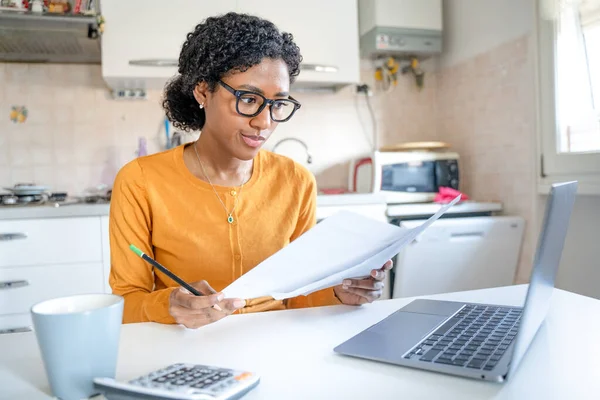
168, 280, 246, 329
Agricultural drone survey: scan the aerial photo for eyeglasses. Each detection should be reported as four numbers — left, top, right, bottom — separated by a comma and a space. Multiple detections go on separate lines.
218, 80, 301, 123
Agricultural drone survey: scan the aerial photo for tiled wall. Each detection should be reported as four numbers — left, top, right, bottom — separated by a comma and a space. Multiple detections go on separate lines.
0, 39, 536, 283
0, 63, 165, 194
0, 62, 438, 195
436, 35, 537, 282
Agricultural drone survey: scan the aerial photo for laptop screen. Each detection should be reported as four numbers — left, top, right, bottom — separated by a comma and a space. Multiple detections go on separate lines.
506, 181, 577, 377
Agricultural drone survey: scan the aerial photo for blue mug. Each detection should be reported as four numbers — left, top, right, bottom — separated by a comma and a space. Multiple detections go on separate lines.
31, 293, 124, 400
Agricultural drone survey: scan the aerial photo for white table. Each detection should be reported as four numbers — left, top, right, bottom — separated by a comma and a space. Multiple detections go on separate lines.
2, 285, 599, 400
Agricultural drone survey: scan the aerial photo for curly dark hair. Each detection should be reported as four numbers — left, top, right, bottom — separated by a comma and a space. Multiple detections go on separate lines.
162, 12, 302, 132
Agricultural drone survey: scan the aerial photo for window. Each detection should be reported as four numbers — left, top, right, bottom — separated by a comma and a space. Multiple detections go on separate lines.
556, 1, 600, 153
538, 0, 600, 192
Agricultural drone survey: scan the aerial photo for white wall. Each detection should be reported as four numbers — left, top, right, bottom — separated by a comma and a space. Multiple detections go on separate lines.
440, 0, 600, 298
545, 194, 600, 299
440, 0, 534, 68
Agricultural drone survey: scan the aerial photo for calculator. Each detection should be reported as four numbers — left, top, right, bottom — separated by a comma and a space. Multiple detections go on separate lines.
93, 363, 260, 400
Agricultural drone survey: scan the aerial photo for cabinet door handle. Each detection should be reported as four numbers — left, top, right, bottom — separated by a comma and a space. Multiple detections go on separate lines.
450, 232, 485, 239
0, 326, 32, 334
0, 280, 29, 289
0, 233, 27, 241
300, 64, 338, 73
129, 60, 340, 73
128, 59, 177, 67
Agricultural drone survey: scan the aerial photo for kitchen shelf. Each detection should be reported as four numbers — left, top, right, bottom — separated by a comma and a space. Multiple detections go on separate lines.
0, 9, 101, 64
0, 10, 98, 28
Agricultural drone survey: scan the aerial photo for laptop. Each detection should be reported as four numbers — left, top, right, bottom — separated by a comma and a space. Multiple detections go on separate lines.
333, 181, 577, 382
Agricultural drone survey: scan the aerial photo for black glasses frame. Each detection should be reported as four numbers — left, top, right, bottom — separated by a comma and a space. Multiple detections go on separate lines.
218, 80, 301, 122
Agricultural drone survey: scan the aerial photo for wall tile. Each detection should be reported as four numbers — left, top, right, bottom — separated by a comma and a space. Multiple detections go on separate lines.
1, 61, 442, 194
0, 131, 8, 166
0, 167, 10, 187
436, 34, 536, 280
10, 166, 34, 184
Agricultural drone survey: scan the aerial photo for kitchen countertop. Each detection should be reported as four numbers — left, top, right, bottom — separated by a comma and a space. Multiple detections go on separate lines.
0, 197, 503, 221
387, 201, 502, 219
0, 203, 111, 221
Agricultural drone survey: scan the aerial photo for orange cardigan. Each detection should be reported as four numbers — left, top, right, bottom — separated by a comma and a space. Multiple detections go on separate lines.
108, 145, 340, 324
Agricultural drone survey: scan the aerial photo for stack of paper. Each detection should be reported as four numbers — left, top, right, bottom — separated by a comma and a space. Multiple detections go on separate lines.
222, 195, 461, 300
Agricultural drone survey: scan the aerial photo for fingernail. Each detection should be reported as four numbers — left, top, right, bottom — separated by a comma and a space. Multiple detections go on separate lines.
343, 280, 351, 286
217, 293, 224, 301
342, 285, 349, 290
212, 304, 223, 312
233, 299, 245, 308
180, 287, 191, 294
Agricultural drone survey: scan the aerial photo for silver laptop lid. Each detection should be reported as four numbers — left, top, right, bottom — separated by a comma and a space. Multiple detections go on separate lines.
506, 181, 577, 378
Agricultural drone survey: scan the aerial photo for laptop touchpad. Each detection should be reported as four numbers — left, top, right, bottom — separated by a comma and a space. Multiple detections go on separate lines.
335, 311, 447, 362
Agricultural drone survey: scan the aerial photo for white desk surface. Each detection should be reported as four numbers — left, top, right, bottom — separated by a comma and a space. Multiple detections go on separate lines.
2, 285, 599, 400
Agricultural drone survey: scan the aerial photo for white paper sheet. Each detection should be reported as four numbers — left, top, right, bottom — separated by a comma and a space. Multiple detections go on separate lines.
221, 195, 461, 300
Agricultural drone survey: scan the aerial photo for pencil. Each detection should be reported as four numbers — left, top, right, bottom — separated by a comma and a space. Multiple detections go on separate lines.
129, 244, 222, 312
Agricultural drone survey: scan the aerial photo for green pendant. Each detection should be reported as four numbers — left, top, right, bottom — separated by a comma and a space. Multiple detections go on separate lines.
227, 215, 234, 224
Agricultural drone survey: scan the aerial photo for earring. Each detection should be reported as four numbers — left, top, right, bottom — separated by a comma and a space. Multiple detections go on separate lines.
199, 103, 204, 109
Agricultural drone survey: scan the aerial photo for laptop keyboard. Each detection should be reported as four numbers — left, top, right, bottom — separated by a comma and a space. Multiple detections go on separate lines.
403, 304, 522, 371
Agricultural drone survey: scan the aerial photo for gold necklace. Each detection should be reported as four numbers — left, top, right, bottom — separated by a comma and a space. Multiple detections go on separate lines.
193, 142, 248, 224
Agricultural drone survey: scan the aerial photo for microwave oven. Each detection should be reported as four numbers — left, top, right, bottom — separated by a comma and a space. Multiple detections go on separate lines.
349, 150, 460, 203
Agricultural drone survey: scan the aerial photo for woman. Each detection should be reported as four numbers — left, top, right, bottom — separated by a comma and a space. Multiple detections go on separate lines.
109, 12, 392, 328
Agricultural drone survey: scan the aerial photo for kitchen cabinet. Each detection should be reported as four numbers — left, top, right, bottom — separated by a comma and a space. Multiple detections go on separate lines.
236, 0, 360, 88
0, 216, 108, 334
0, 217, 102, 268
100, 0, 359, 91
101, 0, 237, 90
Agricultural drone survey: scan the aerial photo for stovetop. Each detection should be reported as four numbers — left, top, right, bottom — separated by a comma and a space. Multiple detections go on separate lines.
0, 192, 110, 207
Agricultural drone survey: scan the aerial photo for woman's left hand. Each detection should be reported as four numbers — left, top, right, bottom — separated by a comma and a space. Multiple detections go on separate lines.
333, 259, 393, 305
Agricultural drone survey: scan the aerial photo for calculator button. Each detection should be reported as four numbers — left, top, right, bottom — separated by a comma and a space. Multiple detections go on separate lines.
212, 384, 226, 393
166, 373, 175, 378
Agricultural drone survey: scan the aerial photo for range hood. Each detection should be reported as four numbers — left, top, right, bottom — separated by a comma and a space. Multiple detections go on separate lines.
0, 12, 101, 64
100, 0, 360, 93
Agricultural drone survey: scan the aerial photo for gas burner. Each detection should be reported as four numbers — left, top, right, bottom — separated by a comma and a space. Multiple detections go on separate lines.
0, 193, 49, 206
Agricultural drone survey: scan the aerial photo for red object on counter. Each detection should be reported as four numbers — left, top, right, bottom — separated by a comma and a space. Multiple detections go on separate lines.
434, 187, 470, 203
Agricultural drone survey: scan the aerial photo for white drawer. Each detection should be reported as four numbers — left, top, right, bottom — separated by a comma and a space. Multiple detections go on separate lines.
0, 217, 102, 268
0, 313, 32, 334
0, 263, 105, 315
